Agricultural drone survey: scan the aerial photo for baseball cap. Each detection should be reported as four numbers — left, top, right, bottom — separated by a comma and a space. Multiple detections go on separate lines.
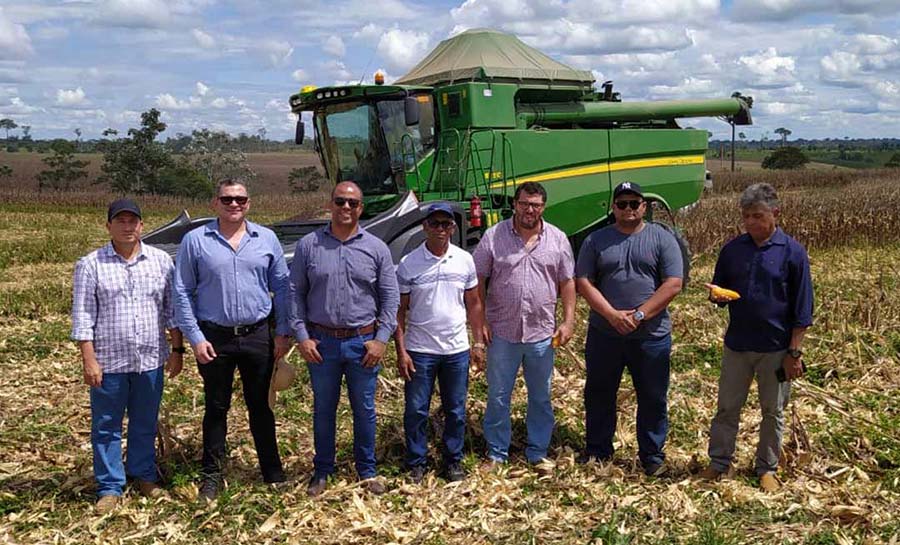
107, 198, 142, 222
613, 181, 644, 199
426, 202, 454, 217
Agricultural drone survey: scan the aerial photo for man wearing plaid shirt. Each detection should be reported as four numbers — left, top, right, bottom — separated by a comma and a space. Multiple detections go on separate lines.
71, 199, 184, 514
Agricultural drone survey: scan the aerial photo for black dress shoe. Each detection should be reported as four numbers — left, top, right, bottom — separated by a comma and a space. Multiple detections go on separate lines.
409, 465, 427, 484
199, 477, 221, 502
307, 474, 328, 497
444, 462, 466, 482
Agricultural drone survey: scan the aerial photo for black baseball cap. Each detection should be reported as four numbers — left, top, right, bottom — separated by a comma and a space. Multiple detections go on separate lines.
613, 181, 644, 199
107, 198, 142, 221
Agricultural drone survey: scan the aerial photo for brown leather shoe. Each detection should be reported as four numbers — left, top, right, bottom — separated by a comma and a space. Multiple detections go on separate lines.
95, 494, 120, 514
759, 472, 781, 493
699, 465, 734, 481
137, 480, 166, 499
360, 477, 386, 495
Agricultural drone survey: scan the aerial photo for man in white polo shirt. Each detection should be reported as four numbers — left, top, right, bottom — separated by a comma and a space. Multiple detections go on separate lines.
394, 203, 485, 483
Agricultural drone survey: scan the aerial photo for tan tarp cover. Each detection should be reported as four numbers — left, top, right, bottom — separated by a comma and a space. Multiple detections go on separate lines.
396, 29, 594, 88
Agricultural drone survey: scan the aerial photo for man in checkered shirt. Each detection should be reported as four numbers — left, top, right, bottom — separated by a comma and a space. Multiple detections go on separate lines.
71, 199, 184, 514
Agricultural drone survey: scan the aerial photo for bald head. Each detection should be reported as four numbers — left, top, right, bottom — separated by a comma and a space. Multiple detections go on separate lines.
332, 181, 363, 200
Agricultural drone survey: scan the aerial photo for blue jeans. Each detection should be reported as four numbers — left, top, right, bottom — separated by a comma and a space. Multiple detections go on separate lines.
90, 366, 164, 497
307, 331, 379, 479
584, 328, 671, 469
404, 350, 470, 468
483, 336, 555, 463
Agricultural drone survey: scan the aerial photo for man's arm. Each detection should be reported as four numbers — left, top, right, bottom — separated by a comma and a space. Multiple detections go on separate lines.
576, 277, 637, 336
636, 230, 684, 319
363, 242, 400, 367
464, 287, 486, 370
78, 341, 102, 387
554, 277, 577, 345
267, 233, 292, 360
289, 238, 321, 363
635, 277, 683, 320
394, 293, 414, 380
166, 328, 184, 378
71, 258, 101, 386
784, 245, 814, 380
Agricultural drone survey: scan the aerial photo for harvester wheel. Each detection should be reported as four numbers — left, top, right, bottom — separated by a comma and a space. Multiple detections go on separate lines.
651, 221, 691, 287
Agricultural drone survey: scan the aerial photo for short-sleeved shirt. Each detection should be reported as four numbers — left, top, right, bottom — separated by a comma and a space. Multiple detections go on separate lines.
397, 242, 477, 355
71, 242, 176, 374
712, 228, 814, 352
576, 222, 683, 339
473, 219, 575, 343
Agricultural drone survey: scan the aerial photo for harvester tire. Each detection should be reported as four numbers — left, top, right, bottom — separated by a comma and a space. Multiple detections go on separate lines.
651, 221, 691, 287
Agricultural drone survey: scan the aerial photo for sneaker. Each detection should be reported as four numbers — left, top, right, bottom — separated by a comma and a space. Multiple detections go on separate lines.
360, 477, 386, 495
530, 458, 556, 477
306, 474, 328, 497
137, 480, 166, 499
198, 477, 221, 502
759, 472, 780, 493
408, 465, 427, 484
95, 494, 120, 514
444, 462, 466, 482
699, 465, 733, 481
644, 461, 669, 478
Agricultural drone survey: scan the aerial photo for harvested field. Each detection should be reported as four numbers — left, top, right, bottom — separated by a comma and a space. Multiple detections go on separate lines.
1, 170, 899, 544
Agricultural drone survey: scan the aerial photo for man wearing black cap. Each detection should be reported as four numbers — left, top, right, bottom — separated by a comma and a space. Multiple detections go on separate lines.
574, 181, 683, 476
394, 203, 484, 483
71, 199, 184, 513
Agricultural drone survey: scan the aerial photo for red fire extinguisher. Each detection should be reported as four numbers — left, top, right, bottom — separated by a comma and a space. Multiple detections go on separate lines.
469, 195, 483, 228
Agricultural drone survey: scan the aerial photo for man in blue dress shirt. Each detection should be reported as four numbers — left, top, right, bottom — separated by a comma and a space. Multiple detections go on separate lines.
290, 181, 399, 497
173, 179, 292, 501
700, 183, 814, 493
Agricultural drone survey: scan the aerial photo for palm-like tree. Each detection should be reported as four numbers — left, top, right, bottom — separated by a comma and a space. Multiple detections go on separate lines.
774, 127, 792, 147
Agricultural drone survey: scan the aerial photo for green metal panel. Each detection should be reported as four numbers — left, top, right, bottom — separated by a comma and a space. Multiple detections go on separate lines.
437, 83, 517, 130
516, 98, 749, 128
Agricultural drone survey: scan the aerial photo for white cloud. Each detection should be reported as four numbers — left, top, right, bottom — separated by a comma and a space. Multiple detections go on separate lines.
0, 96, 42, 115
291, 68, 310, 82
852, 34, 899, 55
33, 26, 70, 41
321, 60, 354, 82
192, 28, 216, 48
323, 35, 345, 57
820, 51, 863, 84
256, 39, 294, 67
196, 81, 209, 96
649, 77, 719, 97
0, 8, 35, 59
56, 87, 87, 106
155, 93, 196, 110
376, 28, 430, 72
736, 47, 796, 88
731, 0, 900, 21
210, 97, 227, 108
354, 23, 383, 44
100, 0, 172, 29
566, 0, 718, 24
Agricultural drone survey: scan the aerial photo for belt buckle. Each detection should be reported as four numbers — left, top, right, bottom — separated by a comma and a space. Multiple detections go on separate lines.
233, 325, 242, 336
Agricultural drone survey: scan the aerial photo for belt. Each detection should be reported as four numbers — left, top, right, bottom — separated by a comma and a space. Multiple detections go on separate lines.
310, 322, 375, 339
200, 319, 268, 336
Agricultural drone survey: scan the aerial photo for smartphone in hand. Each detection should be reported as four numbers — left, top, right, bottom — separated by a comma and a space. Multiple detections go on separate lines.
776, 360, 807, 383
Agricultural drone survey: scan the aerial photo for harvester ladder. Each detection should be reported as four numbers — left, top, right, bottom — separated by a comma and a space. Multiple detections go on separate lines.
398, 133, 422, 192
437, 128, 464, 197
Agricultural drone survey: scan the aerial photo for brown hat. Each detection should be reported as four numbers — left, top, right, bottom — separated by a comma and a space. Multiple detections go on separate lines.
268, 351, 297, 409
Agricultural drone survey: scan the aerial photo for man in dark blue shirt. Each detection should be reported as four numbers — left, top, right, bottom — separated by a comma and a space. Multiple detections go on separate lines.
700, 183, 813, 493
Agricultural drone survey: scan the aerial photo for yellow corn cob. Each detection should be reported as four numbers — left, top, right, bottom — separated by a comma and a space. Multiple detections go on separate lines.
710, 285, 740, 301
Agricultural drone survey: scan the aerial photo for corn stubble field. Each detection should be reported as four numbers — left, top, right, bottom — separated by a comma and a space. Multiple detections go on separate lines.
0, 163, 899, 545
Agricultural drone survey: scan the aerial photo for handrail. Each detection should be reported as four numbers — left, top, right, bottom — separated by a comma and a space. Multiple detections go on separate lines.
398, 133, 422, 192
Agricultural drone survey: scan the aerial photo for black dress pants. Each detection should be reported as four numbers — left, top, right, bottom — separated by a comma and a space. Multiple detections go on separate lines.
197, 324, 284, 483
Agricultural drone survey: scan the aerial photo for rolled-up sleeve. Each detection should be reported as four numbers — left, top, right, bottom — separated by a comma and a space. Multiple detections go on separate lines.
173, 236, 204, 346
790, 245, 814, 328
268, 235, 292, 337
71, 257, 97, 341
374, 242, 400, 343
289, 238, 311, 342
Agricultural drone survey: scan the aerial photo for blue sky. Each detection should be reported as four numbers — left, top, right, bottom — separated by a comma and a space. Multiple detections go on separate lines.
1, 0, 898, 141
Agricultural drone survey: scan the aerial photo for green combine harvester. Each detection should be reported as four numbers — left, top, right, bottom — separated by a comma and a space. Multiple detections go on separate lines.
146, 29, 751, 269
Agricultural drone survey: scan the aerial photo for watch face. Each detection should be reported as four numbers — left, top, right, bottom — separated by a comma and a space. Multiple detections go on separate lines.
634, 311, 645, 321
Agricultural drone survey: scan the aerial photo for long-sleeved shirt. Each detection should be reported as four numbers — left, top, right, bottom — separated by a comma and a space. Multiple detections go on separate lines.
173, 220, 290, 347
289, 224, 399, 344
71, 242, 176, 373
712, 228, 814, 352
473, 219, 575, 343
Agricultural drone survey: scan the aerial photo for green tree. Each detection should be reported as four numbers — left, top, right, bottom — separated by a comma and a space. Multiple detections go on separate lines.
181, 129, 256, 187
287, 166, 324, 193
0, 164, 12, 179
762, 146, 809, 169
0, 118, 16, 140
35, 140, 89, 191
885, 152, 900, 168
98, 108, 174, 194
155, 160, 216, 198
774, 127, 792, 146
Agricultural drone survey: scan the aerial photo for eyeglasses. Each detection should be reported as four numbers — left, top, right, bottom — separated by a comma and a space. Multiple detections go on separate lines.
333, 197, 361, 209
614, 200, 643, 210
426, 219, 454, 230
516, 201, 545, 210
218, 195, 249, 206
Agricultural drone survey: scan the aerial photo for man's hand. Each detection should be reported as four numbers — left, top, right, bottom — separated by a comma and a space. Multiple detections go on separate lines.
274, 335, 292, 361
470, 345, 486, 372
165, 352, 183, 378
553, 321, 575, 347
192, 341, 217, 364
297, 338, 322, 364
481, 323, 493, 345
362, 339, 386, 368
783, 353, 804, 380
397, 349, 415, 381
704, 283, 732, 304
607, 309, 638, 336
83, 358, 103, 387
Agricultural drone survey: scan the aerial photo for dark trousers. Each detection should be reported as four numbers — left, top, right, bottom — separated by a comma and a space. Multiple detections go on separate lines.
584, 327, 671, 469
197, 324, 284, 483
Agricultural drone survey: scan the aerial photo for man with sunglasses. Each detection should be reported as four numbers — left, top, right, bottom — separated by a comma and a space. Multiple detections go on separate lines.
394, 203, 485, 483
473, 181, 576, 470
289, 181, 399, 496
575, 181, 683, 477
173, 179, 291, 500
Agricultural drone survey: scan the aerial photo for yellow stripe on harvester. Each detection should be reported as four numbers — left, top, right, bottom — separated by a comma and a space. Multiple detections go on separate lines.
488, 154, 705, 190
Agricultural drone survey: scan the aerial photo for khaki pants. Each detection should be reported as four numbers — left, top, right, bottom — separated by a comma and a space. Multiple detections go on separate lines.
707, 346, 791, 476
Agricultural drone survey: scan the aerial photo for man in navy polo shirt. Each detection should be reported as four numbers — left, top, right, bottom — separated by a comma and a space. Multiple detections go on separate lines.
700, 183, 813, 492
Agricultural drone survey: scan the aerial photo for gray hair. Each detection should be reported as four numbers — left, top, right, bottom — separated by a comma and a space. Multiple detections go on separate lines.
739, 183, 779, 210
216, 178, 248, 196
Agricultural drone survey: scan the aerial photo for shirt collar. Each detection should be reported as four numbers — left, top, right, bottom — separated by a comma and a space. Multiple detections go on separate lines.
742, 227, 786, 248
204, 219, 260, 237
422, 242, 451, 262
324, 222, 365, 242
505, 217, 545, 242
102, 241, 146, 262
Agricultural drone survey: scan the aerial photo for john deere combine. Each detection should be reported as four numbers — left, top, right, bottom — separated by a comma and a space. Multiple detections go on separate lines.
146, 29, 751, 264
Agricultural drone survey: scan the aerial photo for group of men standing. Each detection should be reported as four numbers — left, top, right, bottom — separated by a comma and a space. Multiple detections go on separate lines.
72, 177, 812, 512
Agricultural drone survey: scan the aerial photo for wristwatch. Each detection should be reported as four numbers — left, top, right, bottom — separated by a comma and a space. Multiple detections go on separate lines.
472, 342, 486, 351
633, 310, 645, 322
787, 347, 802, 358
171, 346, 187, 354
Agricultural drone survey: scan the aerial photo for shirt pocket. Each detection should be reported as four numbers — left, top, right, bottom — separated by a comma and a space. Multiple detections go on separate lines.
138, 263, 167, 302
348, 255, 378, 288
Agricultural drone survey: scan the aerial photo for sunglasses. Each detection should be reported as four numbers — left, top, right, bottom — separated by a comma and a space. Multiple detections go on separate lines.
218, 195, 249, 206
426, 218, 454, 230
333, 197, 361, 209
614, 200, 643, 210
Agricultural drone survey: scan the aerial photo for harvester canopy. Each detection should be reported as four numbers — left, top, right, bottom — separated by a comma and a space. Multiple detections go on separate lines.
396, 28, 594, 90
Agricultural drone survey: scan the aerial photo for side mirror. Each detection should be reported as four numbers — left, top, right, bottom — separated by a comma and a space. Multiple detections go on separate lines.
295, 121, 305, 145
404, 96, 419, 126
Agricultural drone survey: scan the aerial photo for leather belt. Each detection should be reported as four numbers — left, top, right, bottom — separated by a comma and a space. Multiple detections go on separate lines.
310, 322, 375, 339
200, 319, 268, 336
